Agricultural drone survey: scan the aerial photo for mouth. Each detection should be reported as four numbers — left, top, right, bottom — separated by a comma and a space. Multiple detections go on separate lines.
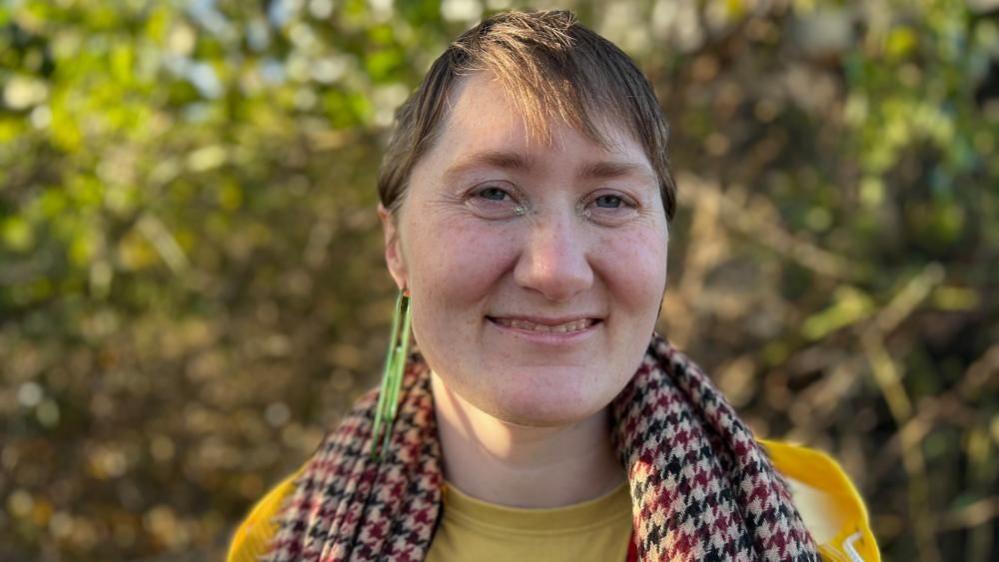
486, 316, 601, 334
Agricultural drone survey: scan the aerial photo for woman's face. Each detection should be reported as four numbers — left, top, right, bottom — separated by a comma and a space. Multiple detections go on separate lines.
381, 72, 668, 427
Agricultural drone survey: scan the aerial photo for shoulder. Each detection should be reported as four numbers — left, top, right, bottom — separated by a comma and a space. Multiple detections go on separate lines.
227, 442, 882, 562
226, 470, 299, 562
759, 439, 881, 562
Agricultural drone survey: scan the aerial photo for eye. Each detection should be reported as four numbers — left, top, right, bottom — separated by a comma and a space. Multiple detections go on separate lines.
465, 182, 525, 219
477, 186, 511, 202
583, 191, 639, 225
594, 194, 624, 208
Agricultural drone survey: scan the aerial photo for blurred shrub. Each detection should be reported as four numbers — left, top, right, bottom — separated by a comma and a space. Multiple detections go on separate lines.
0, 0, 996, 561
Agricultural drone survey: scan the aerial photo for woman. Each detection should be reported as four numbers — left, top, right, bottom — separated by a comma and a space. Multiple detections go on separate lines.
229, 10, 879, 562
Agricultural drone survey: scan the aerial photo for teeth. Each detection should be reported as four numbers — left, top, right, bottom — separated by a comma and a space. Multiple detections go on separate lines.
496, 318, 593, 333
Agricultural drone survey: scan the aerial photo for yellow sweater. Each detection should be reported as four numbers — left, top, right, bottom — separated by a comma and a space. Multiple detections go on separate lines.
227, 440, 880, 562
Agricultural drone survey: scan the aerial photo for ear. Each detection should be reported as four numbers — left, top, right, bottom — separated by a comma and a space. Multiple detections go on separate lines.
378, 203, 408, 291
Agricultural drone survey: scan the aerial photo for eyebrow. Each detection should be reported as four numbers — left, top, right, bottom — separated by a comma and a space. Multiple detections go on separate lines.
578, 160, 655, 182
442, 150, 533, 184
442, 149, 655, 183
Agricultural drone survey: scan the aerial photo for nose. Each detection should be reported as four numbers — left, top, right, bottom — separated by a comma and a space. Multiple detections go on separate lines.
513, 210, 594, 302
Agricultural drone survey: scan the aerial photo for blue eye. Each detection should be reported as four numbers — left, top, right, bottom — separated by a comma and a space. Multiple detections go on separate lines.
583, 192, 640, 226
466, 182, 525, 220
594, 194, 624, 208
478, 187, 510, 201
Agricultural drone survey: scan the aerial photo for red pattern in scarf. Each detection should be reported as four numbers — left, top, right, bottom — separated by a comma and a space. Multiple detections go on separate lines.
265, 336, 819, 561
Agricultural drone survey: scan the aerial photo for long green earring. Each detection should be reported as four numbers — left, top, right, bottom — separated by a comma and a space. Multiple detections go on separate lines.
370, 289, 412, 461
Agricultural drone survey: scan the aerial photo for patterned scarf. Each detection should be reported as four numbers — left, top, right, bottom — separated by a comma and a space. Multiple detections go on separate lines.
265, 335, 820, 561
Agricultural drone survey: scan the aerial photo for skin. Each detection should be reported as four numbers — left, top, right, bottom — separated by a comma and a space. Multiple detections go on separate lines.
379, 72, 669, 508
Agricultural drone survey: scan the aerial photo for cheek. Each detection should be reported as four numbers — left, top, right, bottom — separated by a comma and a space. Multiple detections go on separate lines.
598, 226, 668, 313
407, 219, 518, 312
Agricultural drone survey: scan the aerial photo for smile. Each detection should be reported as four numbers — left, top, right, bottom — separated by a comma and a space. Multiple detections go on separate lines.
487, 316, 600, 334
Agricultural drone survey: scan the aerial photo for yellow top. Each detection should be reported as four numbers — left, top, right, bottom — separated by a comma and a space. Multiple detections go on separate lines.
428, 478, 632, 562
227, 440, 880, 562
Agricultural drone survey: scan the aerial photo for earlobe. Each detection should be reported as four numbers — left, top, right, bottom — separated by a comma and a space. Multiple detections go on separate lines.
378, 203, 408, 290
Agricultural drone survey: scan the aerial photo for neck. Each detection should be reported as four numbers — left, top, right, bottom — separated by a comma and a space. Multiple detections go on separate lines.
430, 372, 626, 509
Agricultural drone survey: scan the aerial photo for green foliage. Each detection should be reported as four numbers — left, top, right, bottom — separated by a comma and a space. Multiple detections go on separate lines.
1, 1, 996, 561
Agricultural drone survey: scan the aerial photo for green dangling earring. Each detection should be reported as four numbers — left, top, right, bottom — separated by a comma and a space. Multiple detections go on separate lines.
370, 289, 412, 461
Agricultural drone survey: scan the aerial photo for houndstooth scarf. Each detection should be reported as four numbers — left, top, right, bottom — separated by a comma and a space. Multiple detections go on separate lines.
264, 335, 820, 561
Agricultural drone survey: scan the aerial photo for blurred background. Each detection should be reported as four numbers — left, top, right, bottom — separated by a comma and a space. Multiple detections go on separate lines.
1, 0, 996, 560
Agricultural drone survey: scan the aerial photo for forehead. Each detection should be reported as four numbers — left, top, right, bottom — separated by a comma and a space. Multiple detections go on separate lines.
436, 72, 644, 161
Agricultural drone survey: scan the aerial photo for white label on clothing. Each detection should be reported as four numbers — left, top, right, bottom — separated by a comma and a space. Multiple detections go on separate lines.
843, 531, 865, 562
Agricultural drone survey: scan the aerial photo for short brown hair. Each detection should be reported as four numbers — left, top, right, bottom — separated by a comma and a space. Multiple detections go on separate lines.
377, 10, 677, 221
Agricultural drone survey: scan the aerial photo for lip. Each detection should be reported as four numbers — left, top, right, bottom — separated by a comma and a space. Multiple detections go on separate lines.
486, 315, 602, 344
